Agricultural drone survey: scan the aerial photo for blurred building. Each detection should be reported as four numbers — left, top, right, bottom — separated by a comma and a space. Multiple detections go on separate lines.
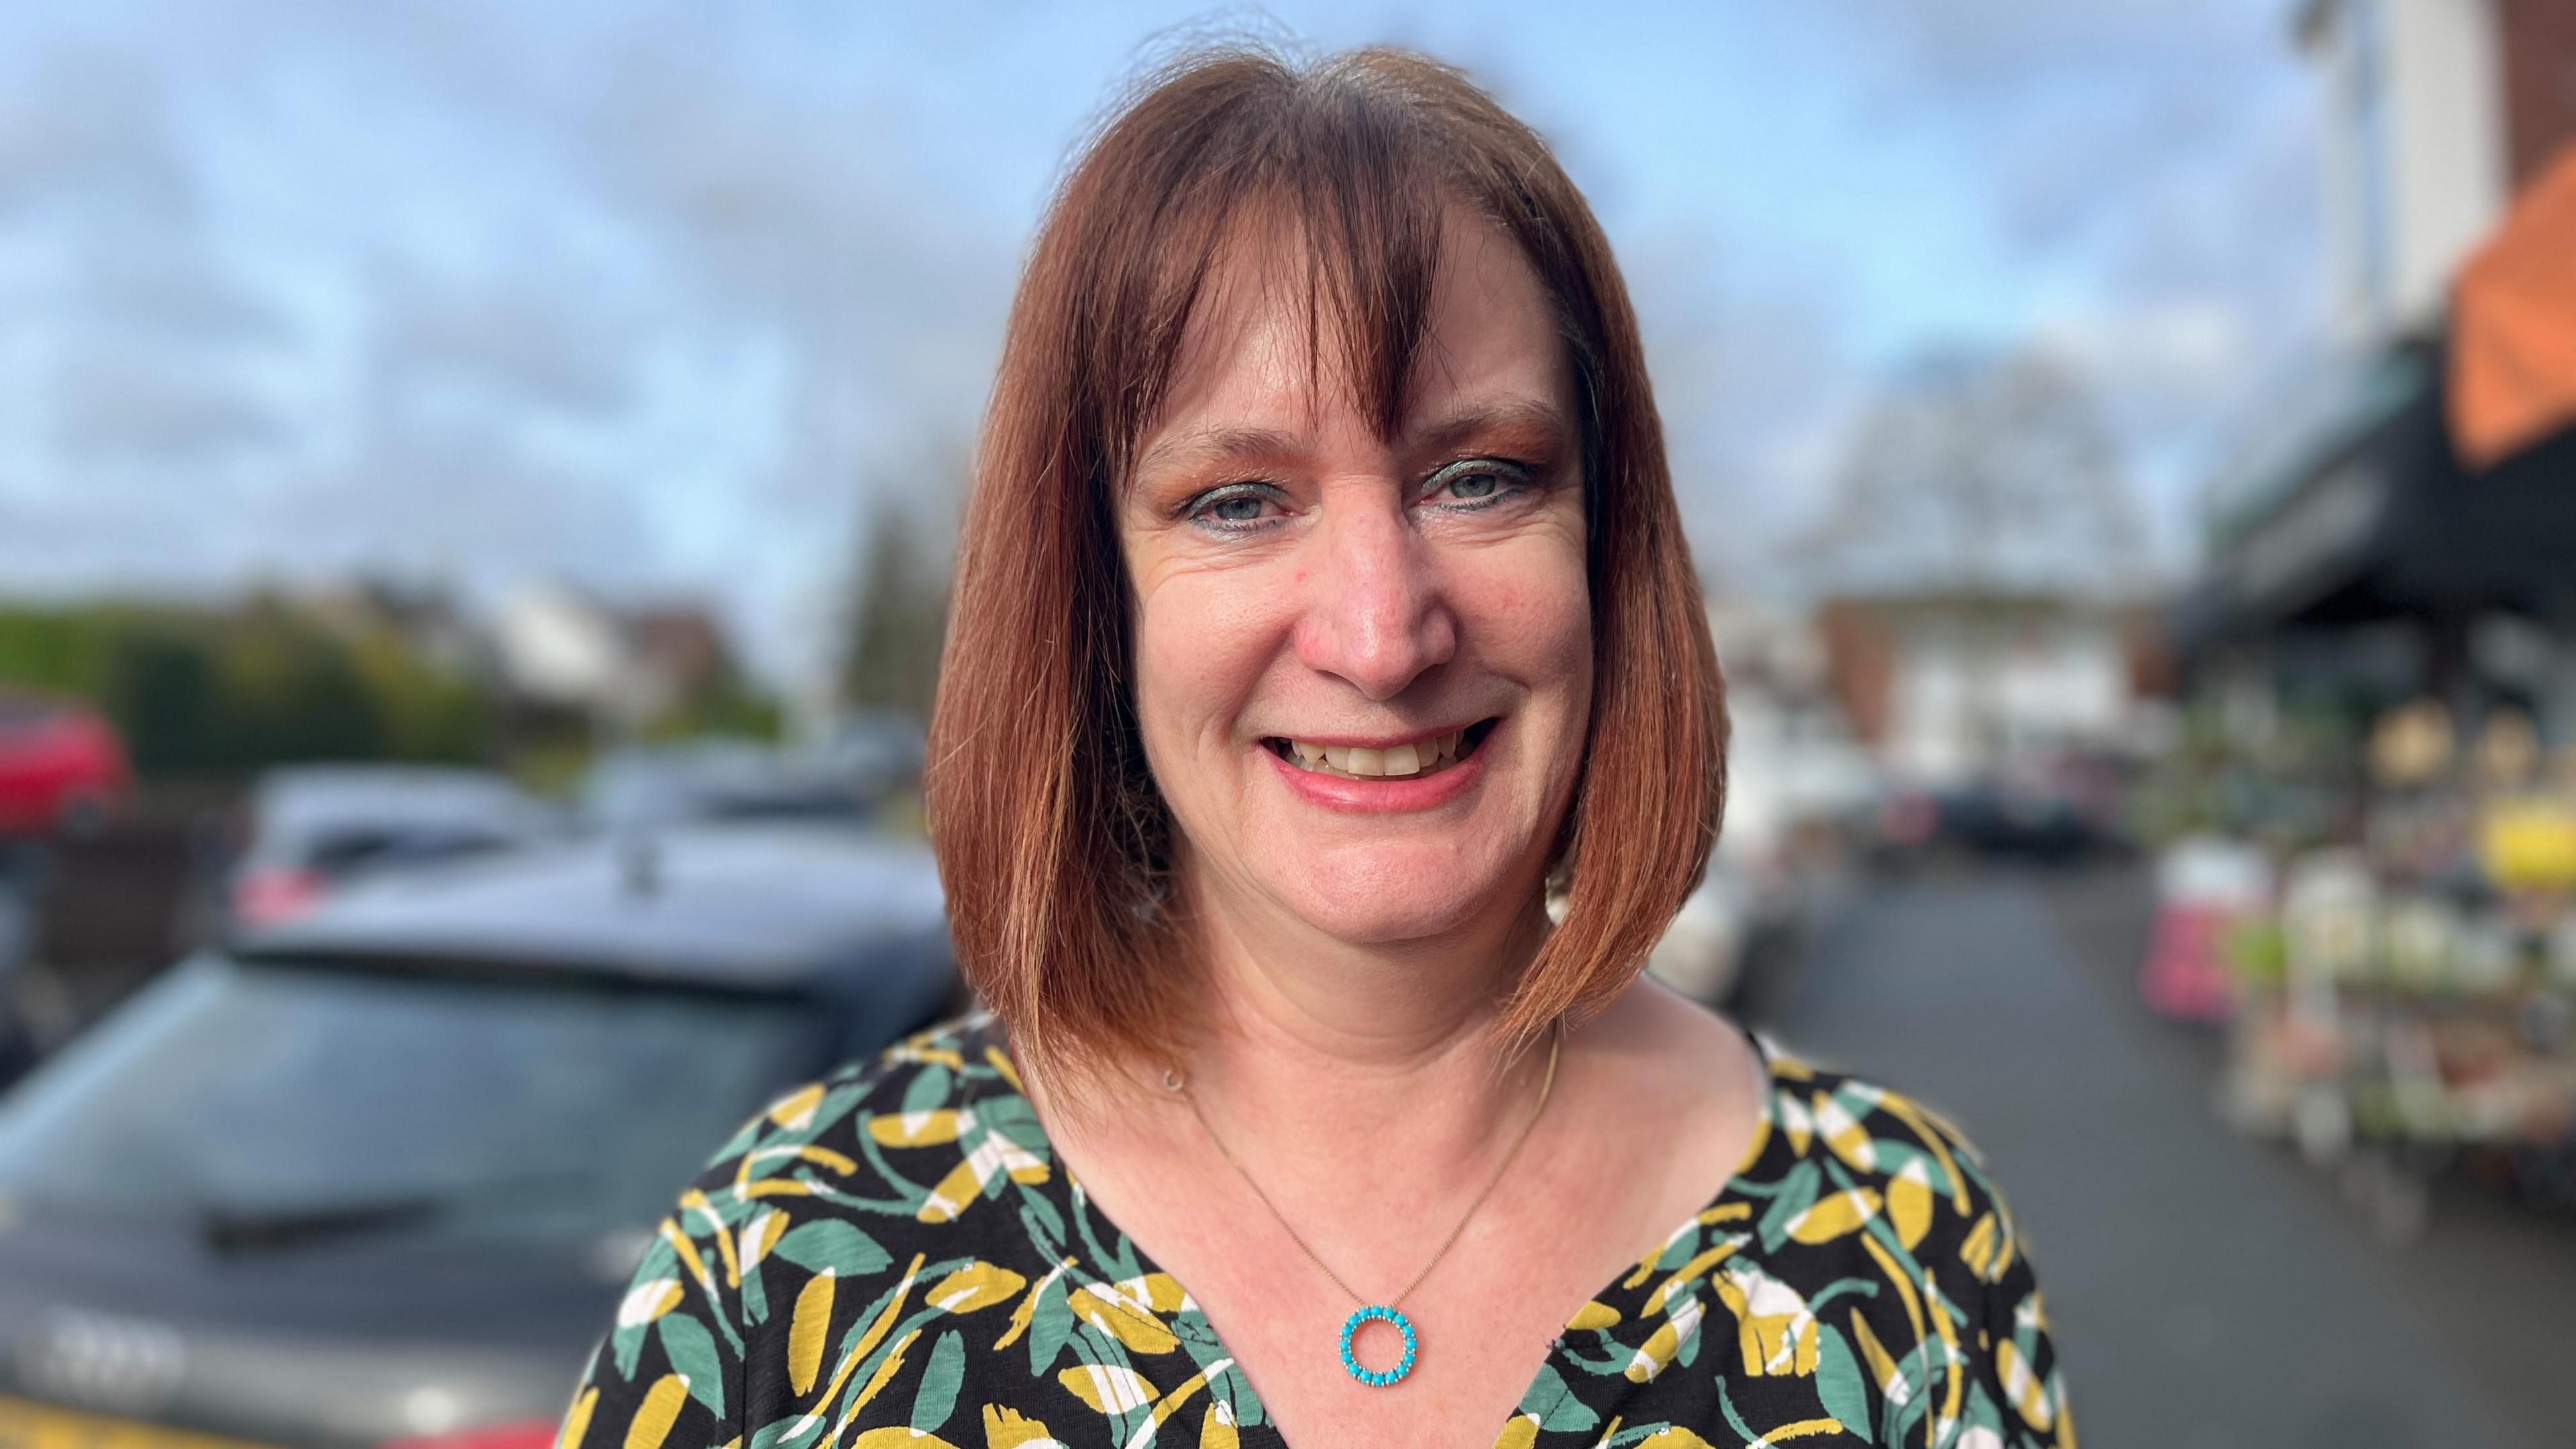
2179, 0, 2576, 753
492, 583, 741, 733
1817, 593, 2169, 786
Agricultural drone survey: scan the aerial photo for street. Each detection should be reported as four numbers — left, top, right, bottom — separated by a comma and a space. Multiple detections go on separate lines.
1756, 863, 2576, 1449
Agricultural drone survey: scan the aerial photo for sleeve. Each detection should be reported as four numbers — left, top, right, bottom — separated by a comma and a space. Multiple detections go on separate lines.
556, 1112, 773, 1449
1919, 1111, 2077, 1449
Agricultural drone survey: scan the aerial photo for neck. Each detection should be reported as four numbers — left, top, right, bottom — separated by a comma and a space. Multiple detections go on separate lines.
1156, 863, 1560, 1167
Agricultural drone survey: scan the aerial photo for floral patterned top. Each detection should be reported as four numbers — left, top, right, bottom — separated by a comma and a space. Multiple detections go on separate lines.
559, 1012, 2075, 1449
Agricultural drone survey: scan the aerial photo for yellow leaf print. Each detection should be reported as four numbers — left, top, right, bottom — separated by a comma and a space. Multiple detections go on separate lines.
852, 1432, 960, 1449
1122, 1272, 1192, 1314
996, 1258, 1075, 1351
556, 1387, 596, 1449
767, 1082, 826, 1130
1646, 1242, 1741, 1316
1057, 1362, 1159, 1415
1634, 1430, 1719, 1448
1625, 1293, 1704, 1383
930, 1260, 1029, 1314
1068, 1285, 1179, 1354
615, 1277, 683, 1328
1712, 1263, 1820, 1376
737, 1209, 790, 1279
983, 1405, 1064, 1449
1565, 1299, 1623, 1332
918, 1157, 985, 1224
1960, 1212, 1999, 1278
788, 1269, 835, 1395
869, 1109, 969, 1146
1786, 1186, 1883, 1246
1491, 1415, 1540, 1449
843, 1328, 922, 1424
622, 1376, 689, 1449
1199, 1401, 1241, 1449
1996, 1338, 2056, 1431
1888, 1157, 1935, 1250
1849, 1309, 1902, 1395
1813, 1093, 1878, 1173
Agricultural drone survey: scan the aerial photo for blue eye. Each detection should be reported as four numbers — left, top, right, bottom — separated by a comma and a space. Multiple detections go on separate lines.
1183, 482, 1287, 534
1426, 458, 1531, 510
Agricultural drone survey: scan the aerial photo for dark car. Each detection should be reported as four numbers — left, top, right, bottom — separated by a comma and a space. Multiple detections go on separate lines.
227, 766, 561, 929
0, 822, 959, 1449
578, 743, 882, 835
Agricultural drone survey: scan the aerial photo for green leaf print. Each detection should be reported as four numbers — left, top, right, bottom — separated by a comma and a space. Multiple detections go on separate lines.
1811, 1322, 1870, 1435
1515, 1362, 1602, 1434
1024, 1269, 1077, 1375
775, 1219, 892, 1277
911, 1330, 965, 1433
901, 1062, 953, 1114
658, 1313, 727, 1417
1757, 1158, 1823, 1252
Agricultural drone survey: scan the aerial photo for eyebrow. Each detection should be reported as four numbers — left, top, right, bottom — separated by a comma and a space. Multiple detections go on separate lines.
1134, 399, 1572, 482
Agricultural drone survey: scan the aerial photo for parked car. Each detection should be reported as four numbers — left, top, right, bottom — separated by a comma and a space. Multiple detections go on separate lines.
1870, 756, 2128, 868
226, 766, 560, 929
0, 821, 959, 1448
578, 741, 881, 835
817, 710, 926, 804
0, 694, 129, 839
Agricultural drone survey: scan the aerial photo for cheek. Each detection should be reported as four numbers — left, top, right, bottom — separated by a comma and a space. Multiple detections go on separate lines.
1128, 565, 1289, 754
1461, 544, 1591, 701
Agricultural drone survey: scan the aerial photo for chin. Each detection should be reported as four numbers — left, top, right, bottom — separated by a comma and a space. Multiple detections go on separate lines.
1265, 849, 1533, 947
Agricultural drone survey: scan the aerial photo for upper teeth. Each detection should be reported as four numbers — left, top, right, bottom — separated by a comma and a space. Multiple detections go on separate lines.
1284, 730, 1466, 777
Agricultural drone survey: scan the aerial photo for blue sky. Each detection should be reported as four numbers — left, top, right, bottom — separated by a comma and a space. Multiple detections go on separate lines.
0, 1, 2322, 685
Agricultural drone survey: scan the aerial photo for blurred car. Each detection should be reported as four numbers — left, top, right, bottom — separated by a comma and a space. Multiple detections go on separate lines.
817, 710, 926, 804
1871, 757, 2127, 867
227, 766, 559, 929
0, 820, 958, 1448
0, 694, 129, 839
578, 741, 882, 835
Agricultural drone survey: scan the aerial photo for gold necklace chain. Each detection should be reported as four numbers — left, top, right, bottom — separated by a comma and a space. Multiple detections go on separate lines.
1165, 1018, 1564, 1313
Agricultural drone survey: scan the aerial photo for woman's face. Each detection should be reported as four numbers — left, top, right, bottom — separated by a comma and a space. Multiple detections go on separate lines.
1120, 212, 1592, 950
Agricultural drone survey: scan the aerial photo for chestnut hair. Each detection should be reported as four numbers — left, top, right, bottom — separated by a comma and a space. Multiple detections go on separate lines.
925, 43, 1725, 1089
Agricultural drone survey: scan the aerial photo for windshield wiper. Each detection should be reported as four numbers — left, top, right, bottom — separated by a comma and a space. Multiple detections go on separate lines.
199, 1195, 445, 1254
195, 1169, 596, 1254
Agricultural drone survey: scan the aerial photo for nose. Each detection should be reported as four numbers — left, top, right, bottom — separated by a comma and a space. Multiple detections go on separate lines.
1294, 496, 1456, 700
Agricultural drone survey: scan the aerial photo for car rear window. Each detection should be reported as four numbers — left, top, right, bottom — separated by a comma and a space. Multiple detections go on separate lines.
0, 953, 833, 1247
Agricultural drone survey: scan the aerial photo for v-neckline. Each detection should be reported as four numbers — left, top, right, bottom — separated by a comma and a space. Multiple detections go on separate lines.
981, 1017, 1783, 1446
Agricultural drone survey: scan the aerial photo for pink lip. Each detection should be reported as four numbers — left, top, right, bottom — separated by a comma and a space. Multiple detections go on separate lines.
1261, 721, 1494, 814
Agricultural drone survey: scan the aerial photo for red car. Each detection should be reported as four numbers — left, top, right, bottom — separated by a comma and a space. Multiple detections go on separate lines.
0, 694, 130, 837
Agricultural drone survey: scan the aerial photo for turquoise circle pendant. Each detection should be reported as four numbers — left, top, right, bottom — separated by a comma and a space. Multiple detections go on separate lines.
1338, 1305, 1419, 1386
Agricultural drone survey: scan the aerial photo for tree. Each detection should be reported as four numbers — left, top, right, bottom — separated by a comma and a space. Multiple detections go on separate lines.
838, 498, 952, 723
1797, 345, 2145, 600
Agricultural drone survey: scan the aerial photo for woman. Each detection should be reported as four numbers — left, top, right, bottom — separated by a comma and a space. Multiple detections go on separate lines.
564, 44, 2074, 1449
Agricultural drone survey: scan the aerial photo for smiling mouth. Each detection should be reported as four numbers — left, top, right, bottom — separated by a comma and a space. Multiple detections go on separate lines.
1263, 718, 1499, 780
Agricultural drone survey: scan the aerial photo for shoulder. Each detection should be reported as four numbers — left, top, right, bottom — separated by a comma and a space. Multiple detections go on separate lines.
1739, 1039, 2074, 1442
713, 1009, 1048, 1227
566, 1013, 1063, 1442
1751, 1037, 2029, 1281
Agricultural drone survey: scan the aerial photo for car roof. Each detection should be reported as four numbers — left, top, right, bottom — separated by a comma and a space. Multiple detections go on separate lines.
234, 821, 947, 989
254, 765, 544, 832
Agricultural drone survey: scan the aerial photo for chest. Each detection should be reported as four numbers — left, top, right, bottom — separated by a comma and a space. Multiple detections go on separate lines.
1077, 1123, 1701, 1449
1148, 1210, 1603, 1449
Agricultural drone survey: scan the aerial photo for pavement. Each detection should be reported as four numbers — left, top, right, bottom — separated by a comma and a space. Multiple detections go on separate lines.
1752, 860, 2576, 1449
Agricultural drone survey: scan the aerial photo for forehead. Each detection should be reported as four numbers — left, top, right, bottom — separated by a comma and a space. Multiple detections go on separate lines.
1144, 204, 1572, 454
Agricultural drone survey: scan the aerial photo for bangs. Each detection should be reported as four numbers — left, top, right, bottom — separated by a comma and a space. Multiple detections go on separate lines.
1069, 55, 1471, 478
